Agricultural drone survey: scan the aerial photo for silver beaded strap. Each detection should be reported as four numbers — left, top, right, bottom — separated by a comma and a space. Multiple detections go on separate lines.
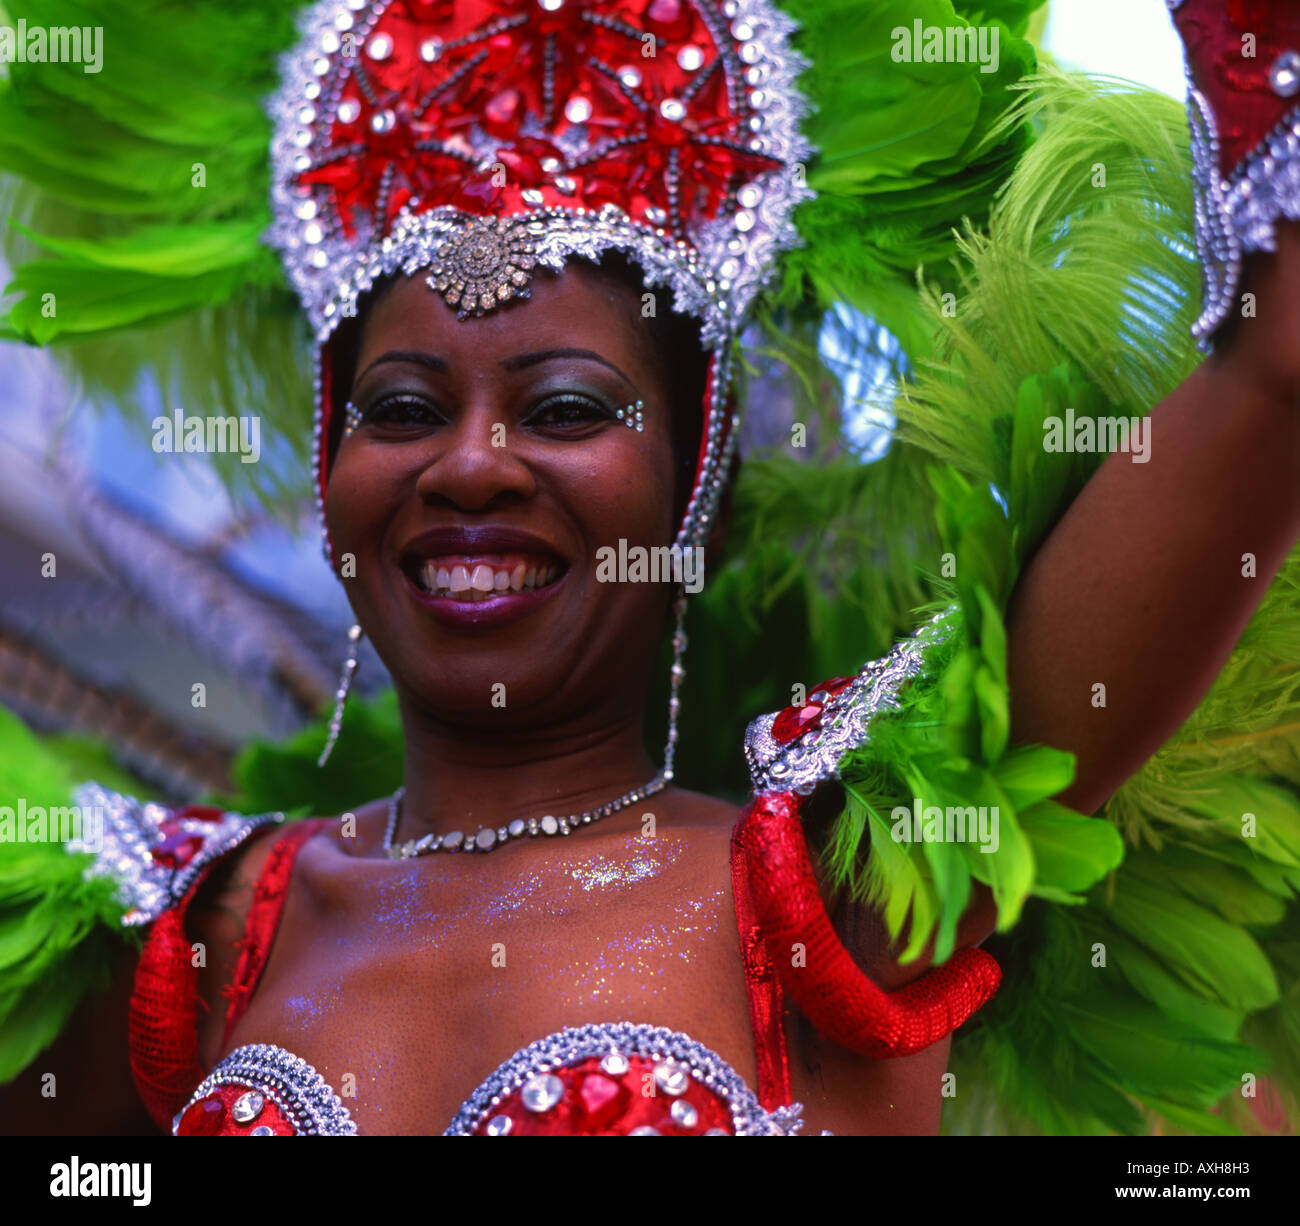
176, 1044, 357, 1136
68, 783, 283, 927
1186, 80, 1300, 348
743, 609, 949, 797
444, 1021, 804, 1136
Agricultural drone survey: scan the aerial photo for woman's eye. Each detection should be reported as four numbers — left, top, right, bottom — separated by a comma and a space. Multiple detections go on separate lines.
360, 395, 444, 427
527, 394, 613, 429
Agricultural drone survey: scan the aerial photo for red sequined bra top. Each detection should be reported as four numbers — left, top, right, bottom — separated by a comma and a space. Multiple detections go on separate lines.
70, 647, 1002, 1135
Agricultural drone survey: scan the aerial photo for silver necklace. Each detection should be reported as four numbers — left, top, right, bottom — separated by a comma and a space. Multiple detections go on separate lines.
383, 773, 667, 858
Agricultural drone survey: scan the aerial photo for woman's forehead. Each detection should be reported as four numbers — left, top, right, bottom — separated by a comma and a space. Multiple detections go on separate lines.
354, 264, 655, 376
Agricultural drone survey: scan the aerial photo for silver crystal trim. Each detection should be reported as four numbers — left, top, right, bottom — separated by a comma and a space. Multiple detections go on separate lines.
444, 1021, 804, 1136
743, 610, 949, 797
68, 784, 283, 927
178, 1044, 358, 1136
1186, 79, 1300, 348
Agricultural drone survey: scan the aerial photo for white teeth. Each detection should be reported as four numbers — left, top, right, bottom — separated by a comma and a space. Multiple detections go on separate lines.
416, 558, 563, 599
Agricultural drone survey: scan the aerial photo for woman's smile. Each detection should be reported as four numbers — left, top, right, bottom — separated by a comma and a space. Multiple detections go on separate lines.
401, 555, 571, 628
397, 523, 571, 628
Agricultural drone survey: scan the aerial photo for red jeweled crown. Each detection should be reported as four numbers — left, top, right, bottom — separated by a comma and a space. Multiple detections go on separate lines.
267, 0, 815, 555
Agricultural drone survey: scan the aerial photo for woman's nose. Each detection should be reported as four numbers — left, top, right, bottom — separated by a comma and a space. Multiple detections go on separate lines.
412, 405, 537, 512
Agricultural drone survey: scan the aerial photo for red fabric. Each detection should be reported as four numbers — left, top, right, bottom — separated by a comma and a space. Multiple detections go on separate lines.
130, 902, 207, 1132
737, 791, 1001, 1060
729, 816, 792, 1111
129, 820, 326, 1132
1173, 0, 1300, 174
222, 819, 331, 1048
319, 340, 337, 566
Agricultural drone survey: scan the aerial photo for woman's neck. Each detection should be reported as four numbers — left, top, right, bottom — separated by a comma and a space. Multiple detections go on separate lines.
393, 700, 662, 841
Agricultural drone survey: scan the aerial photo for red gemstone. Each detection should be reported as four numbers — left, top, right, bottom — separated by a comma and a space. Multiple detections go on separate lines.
484, 88, 522, 133
405, 0, 457, 21
808, 675, 855, 703
535, 0, 594, 37
575, 1072, 631, 1131
151, 832, 204, 869
771, 703, 823, 744
178, 1095, 226, 1137
644, 0, 693, 42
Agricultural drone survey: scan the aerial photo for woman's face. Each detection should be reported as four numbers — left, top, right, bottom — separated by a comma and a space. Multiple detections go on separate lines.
325, 263, 684, 732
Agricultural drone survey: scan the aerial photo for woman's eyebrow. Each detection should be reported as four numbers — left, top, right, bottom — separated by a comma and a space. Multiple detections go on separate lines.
356, 350, 449, 382
501, 348, 635, 389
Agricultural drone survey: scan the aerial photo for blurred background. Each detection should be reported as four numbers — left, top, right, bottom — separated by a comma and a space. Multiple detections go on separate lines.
0, 1, 1186, 804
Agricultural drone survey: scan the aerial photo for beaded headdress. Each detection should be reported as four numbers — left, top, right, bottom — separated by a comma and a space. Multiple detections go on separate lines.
267, 0, 814, 555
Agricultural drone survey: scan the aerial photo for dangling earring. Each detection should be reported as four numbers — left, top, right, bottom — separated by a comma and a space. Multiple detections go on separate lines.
663, 589, 687, 783
318, 623, 363, 767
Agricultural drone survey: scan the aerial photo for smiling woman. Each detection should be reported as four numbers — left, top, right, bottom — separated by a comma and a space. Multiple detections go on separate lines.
2, 0, 1300, 1144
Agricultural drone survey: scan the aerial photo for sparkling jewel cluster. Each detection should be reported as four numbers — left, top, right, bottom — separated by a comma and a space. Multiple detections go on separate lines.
744, 609, 949, 797
69, 784, 281, 927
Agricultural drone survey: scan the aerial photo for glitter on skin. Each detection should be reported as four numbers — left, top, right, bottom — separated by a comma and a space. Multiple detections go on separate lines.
567, 887, 728, 1004
282, 982, 345, 1034
565, 835, 686, 894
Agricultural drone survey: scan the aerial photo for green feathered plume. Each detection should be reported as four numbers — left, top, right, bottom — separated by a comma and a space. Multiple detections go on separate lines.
0, 0, 312, 506
0, 706, 143, 1083
772, 0, 1045, 360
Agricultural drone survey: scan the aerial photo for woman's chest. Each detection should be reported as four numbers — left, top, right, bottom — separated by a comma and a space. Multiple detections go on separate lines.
218, 827, 765, 1134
